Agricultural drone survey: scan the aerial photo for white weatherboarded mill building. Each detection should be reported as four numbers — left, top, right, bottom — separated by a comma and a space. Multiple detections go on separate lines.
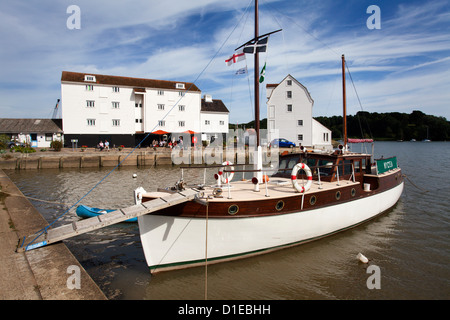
266, 74, 332, 150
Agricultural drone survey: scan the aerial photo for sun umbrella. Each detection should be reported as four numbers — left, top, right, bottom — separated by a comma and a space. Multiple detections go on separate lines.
151, 130, 169, 135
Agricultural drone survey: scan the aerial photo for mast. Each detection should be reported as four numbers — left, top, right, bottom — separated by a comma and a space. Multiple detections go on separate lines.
342, 54, 347, 149
254, 0, 260, 147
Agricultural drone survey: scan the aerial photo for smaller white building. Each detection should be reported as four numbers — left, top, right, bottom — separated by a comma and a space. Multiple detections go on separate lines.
200, 94, 230, 143
0, 118, 63, 148
266, 74, 332, 150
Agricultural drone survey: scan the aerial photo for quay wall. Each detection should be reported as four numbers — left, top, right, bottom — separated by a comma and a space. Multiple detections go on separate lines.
0, 168, 107, 299
0, 147, 290, 170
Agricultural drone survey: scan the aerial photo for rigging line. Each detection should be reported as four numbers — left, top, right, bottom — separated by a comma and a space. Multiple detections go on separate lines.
21, 1, 256, 250
345, 63, 374, 140
229, 2, 253, 120
263, 1, 340, 58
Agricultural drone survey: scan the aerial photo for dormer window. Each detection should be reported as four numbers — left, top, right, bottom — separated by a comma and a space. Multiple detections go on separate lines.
84, 75, 96, 82
176, 83, 185, 89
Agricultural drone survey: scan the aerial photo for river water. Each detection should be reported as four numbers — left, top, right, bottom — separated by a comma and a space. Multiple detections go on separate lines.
5, 142, 449, 300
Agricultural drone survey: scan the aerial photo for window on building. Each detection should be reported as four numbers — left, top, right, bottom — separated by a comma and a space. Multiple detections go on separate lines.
287, 104, 292, 112
205, 120, 210, 125
135, 119, 142, 123
112, 87, 120, 92
179, 121, 185, 127
86, 85, 94, 91
45, 134, 53, 142
112, 119, 120, 127
323, 133, 329, 141
176, 83, 185, 89
179, 105, 185, 111
158, 120, 165, 126
158, 90, 164, 96
297, 134, 303, 141
87, 119, 96, 126
112, 102, 120, 109
287, 91, 292, 99
297, 120, 303, 126
84, 75, 96, 82
220, 120, 225, 125
179, 91, 185, 97
86, 100, 95, 107
158, 104, 165, 110
287, 80, 292, 86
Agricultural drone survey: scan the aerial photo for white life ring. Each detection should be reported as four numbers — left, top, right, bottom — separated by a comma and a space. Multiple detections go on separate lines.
218, 161, 234, 184
291, 163, 312, 193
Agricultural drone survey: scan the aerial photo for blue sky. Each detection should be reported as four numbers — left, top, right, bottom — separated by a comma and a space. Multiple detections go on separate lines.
1, 0, 449, 124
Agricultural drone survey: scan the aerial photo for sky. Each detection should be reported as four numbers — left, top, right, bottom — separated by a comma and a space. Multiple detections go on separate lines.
0, 0, 449, 124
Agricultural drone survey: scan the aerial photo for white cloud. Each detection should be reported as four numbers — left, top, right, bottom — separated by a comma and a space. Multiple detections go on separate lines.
0, 0, 449, 122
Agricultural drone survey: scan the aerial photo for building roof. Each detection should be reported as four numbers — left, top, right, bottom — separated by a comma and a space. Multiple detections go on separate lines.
61, 71, 201, 92
201, 98, 229, 113
266, 74, 314, 105
0, 119, 63, 134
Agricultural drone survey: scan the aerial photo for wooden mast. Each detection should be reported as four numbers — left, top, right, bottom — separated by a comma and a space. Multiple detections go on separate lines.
342, 54, 347, 149
254, 0, 260, 147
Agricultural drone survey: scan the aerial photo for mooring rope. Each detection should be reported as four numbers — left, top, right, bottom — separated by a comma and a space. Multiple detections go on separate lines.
403, 174, 429, 193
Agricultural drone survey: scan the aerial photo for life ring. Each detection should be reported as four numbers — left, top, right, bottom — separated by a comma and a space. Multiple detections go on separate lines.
218, 161, 234, 184
291, 163, 312, 193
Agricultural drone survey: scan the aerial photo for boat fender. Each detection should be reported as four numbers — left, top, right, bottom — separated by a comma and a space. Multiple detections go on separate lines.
357, 252, 369, 264
218, 161, 234, 184
291, 163, 312, 193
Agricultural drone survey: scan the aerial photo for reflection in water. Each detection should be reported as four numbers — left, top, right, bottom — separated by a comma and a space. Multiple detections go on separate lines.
5, 142, 450, 299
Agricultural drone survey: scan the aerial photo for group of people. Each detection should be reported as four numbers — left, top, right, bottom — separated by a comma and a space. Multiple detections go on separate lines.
97, 140, 109, 151
151, 136, 185, 149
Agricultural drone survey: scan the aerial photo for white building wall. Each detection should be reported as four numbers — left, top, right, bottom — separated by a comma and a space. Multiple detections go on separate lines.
312, 119, 332, 150
61, 82, 202, 136
145, 89, 201, 133
61, 83, 136, 135
267, 75, 313, 147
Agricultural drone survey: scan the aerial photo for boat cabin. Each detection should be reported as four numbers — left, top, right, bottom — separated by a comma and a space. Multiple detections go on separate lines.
273, 150, 373, 185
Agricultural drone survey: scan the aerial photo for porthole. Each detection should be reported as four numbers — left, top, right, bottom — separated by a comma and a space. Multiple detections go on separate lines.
351, 188, 356, 197
275, 200, 285, 211
228, 204, 239, 215
335, 191, 341, 200
309, 195, 317, 205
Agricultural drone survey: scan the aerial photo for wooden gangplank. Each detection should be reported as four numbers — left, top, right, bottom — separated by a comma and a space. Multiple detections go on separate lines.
17, 188, 200, 252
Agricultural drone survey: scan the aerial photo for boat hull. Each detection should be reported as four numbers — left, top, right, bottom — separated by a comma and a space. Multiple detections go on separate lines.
138, 181, 404, 273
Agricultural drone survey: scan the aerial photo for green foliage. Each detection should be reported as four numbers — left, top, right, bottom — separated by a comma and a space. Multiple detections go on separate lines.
315, 111, 449, 141
11, 146, 36, 153
50, 140, 63, 151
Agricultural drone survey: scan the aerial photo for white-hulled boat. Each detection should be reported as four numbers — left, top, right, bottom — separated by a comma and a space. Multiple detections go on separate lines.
134, 1, 403, 274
